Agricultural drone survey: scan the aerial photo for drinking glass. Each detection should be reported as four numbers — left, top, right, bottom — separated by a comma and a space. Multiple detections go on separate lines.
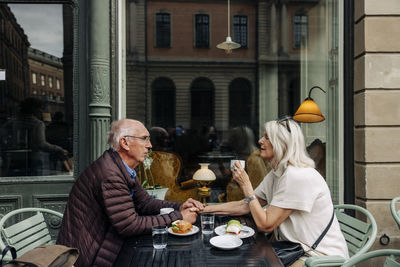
201, 213, 215, 234
152, 226, 167, 249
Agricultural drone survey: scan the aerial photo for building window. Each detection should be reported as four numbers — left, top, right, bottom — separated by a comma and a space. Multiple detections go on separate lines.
56, 78, 61, 90
293, 13, 308, 49
40, 74, 45, 86
155, 13, 170, 47
191, 78, 214, 129
233, 15, 248, 48
195, 14, 209, 48
48, 76, 53, 88
152, 77, 175, 129
229, 78, 251, 127
32, 72, 37, 84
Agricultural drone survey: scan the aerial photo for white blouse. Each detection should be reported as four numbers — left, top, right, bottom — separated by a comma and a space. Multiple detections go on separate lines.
254, 165, 349, 259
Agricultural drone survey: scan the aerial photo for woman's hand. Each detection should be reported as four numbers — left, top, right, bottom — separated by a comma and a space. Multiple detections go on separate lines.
232, 161, 254, 198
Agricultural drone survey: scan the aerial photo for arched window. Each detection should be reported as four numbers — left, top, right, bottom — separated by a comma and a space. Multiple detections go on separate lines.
190, 78, 214, 130
152, 77, 175, 129
229, 78, 251, 127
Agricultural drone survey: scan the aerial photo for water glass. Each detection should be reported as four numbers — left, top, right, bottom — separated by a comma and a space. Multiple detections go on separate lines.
201, 213, 215, 234
152, 226, 167, 249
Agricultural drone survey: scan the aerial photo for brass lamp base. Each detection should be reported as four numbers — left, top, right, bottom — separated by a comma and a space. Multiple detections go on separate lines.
198, 185, 212, 204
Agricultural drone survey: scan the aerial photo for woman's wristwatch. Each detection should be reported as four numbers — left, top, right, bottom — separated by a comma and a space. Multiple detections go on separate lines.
244, 195, 257, 204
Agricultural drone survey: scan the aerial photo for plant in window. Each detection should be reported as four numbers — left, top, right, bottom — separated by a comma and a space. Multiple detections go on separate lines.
138, 150, 168, 199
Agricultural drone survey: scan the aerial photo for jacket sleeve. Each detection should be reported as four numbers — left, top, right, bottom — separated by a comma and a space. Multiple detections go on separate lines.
101, 175, 182, 237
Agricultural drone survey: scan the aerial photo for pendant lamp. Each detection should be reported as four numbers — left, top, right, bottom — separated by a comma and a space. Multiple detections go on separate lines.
217, 0, 241, 53
293, 86, 326, 123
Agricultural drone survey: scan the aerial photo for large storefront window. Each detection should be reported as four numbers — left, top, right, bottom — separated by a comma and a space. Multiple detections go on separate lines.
0, 3, 74, 177
125, 0, 342, 203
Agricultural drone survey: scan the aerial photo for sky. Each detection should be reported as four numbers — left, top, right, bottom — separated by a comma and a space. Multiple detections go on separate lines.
8, 4, 63, 58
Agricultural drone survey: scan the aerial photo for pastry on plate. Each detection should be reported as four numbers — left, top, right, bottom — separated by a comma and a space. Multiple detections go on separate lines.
171, 220, 193, 234
226, 220, 242, 235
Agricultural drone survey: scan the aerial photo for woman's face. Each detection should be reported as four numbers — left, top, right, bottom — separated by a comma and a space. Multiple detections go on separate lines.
258, 131, 274, 161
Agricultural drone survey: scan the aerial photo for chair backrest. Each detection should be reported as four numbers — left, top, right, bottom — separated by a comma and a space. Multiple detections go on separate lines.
390, 196, 400, 229
245, 149, 271, 189
341, 249, 400, 267
0, 208, 63, 257
335, 204, 378, 259
147, 151, 182, 188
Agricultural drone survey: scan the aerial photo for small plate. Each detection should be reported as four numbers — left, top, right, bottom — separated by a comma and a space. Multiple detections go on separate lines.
214, 225, 255, 239
168, 225, 199, 236
210, 235, 243, 250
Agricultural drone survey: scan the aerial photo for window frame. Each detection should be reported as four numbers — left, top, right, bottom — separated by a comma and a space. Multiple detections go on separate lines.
233, 14, 248, 48
194, 13, 210, 48
155, 12, 171, 48
32, 71, 37, 84
40, 73, 45, 86
293, 12, 309, 49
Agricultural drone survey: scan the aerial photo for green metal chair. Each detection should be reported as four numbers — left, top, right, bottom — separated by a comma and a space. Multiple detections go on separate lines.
0, 208, 63, 260
305, 204, 378, 267
342, 249, 400, 267
390, 196, 400, 229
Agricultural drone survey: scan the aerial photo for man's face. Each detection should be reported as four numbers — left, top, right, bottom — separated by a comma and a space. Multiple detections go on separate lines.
125, 125, 152, 165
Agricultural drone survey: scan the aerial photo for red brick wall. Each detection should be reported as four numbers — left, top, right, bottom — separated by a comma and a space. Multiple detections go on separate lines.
147, 1, 256, 59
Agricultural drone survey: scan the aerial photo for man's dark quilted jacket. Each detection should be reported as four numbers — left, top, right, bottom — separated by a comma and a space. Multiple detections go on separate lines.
57, 149, 182, 266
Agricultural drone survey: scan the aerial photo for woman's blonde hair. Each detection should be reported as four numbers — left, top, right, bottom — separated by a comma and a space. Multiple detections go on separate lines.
264, 118, 314, 173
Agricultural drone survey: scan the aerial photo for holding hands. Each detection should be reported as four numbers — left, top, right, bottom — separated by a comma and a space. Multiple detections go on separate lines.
180, 198, 205, 223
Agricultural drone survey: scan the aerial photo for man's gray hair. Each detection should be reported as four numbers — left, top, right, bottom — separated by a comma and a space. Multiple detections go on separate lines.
264, 118, 315, 173
107, 119, 138, 150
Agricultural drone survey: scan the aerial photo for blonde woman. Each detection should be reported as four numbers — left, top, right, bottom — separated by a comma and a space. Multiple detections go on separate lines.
203, 117, 348, 267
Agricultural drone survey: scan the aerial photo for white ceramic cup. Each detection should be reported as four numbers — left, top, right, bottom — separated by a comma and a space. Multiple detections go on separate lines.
160, 208, 174, 215
230, 160, 245, 171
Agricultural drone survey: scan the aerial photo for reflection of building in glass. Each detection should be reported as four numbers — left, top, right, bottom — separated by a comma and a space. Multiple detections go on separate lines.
0, 4, 30, 117
126, 0, 257, 134
28, 48, 64, 116
126, 0, 322, 139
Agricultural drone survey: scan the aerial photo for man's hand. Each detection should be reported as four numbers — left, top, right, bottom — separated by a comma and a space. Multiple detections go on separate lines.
180, 207, 198, 224
180, 198, 205, 212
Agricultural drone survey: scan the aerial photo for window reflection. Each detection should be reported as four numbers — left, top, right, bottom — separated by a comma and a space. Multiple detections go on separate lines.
0, 3, 73, 177
126, 0, 337, 203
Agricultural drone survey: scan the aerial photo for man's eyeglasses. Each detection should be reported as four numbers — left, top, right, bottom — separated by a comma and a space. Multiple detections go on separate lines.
124, 135, 151, 143
276, 115, 292, 133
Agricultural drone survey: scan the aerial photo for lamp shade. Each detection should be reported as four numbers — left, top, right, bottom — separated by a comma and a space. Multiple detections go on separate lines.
293, 99, 325, 123
193, 163, 216, 181
217, 37, 241, 54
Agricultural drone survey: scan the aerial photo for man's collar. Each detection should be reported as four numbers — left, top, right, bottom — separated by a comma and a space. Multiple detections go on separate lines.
122, 160, 136, 178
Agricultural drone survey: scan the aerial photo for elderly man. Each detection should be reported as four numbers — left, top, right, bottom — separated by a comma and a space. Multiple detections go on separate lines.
57, 119, 204, 267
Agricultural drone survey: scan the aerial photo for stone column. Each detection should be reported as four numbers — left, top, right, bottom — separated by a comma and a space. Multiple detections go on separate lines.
354, 0, 400, 259
88, 0, 111, 161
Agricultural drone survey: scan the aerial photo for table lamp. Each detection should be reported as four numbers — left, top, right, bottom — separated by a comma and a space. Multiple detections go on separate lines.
193, 163, 216, 204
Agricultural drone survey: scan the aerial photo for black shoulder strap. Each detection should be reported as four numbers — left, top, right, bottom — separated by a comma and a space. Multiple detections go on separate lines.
0, 245, 17, 266
311, 207, 335, 250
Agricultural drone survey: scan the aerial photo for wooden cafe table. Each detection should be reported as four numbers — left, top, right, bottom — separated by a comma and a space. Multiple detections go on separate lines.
114, 214, 283, 267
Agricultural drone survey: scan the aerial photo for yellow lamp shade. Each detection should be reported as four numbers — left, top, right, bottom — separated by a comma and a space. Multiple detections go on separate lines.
293, 99, 325, 123
193, 163, 216, 181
